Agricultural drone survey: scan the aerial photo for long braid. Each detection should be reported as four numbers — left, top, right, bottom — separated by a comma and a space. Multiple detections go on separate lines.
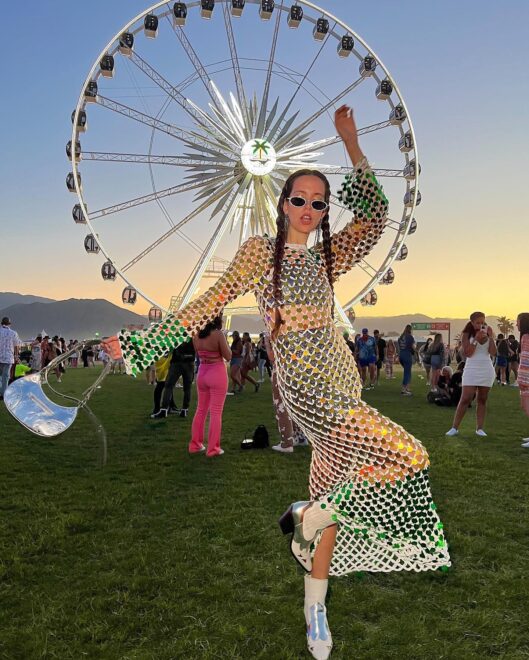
320, 211, 335, 320
272, 169, 333, 340
272, 209, 287, 341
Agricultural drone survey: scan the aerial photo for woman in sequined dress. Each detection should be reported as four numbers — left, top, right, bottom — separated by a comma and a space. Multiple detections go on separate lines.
104, 106, 450, 659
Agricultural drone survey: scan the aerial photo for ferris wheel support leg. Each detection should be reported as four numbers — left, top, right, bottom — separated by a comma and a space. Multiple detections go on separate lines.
334, 297, 352, 331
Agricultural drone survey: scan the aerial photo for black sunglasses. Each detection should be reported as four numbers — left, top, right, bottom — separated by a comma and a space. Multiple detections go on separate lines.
287, 196, 329, 212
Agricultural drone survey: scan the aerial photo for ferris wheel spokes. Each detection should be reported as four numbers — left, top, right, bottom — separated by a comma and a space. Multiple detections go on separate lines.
255, 0, 284, 137
274, 77, 364, 151
70, 1, 419, 313
96, 95, 226, 153
128, 51, 240, 150
221, 3, 251, 133
121, 172, 245, 273
267, 22, 337, 143
91, 175, 224, 220
178, 174, 252, 308
167, 17, 225, 115
83, 151, 235, 169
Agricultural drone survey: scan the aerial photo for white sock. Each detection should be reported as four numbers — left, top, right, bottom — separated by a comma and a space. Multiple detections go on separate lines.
304, 574, 328, 614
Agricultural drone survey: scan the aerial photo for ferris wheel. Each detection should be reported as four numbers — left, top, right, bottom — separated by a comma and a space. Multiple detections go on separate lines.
68, 0, 420, 325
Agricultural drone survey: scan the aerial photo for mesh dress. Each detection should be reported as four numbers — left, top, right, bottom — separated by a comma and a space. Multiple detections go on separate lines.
119, 159, 450, 576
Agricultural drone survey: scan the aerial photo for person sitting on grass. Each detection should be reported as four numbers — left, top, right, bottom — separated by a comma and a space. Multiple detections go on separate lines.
433, 364, 464, 407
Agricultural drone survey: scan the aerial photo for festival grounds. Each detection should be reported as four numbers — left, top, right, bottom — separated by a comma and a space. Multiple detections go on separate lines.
1, 365, 528, 659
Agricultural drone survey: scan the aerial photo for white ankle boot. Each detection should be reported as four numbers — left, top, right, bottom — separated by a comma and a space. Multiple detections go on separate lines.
279, 501, 336, 572
304, 574, 332, 659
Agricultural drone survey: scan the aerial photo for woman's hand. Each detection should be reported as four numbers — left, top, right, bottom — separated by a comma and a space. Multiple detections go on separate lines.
335, 104, 358, 144
475, 330, 489, 344
101, 335, 122, 360
335, 105, 364, 166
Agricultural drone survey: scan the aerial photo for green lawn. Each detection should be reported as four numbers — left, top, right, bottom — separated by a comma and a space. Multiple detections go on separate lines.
1, 367, 529, 659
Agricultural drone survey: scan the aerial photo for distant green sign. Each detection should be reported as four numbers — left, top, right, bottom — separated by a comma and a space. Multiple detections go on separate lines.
412, 322, 451, 331
412, 323, 430, 330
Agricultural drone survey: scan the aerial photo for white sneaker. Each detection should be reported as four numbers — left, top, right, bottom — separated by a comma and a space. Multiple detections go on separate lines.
476, 429, 487, 437
445, 428, 459, 437
521, 438, 529, 448
272, 443, 294, 454
510, 382, 519, 387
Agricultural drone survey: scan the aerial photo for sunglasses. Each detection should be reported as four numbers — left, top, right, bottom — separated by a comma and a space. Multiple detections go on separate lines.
287, 196, 329, 212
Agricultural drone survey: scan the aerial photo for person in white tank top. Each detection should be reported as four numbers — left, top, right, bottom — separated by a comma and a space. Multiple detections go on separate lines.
446, 312, 497, 438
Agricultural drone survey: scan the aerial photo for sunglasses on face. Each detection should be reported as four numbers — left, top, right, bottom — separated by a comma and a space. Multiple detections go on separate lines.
287, 196, 329, 212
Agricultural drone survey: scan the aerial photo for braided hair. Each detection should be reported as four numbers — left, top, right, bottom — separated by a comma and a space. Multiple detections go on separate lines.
272, 169, 334, 340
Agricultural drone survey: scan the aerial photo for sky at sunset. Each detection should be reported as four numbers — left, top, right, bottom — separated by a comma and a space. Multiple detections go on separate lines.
1, 0, 528, 320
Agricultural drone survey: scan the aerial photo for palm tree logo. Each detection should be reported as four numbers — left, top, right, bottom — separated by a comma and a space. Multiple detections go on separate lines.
251, 139, 270, 161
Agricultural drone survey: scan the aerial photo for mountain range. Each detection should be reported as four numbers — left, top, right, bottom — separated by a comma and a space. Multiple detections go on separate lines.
1, 292, 507, 342
0, 294, 147, 339
0, 292, 56, 308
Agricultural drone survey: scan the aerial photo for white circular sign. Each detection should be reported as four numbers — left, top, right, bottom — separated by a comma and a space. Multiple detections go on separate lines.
240, 138, 277, 176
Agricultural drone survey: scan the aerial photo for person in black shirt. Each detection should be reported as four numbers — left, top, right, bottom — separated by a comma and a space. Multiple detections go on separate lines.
152, 339, 196, 418
373, 330, 386, 385
507, 334, 519, 386
495, 334, 510, 385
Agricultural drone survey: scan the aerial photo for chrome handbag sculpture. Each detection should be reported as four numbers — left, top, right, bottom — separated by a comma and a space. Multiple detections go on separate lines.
4, 339, 111, 438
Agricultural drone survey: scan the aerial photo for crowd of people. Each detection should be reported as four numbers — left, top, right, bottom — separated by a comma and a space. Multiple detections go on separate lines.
0, 320, 127, 400
3, 313, 529, 451
0, 313, 529, 453
120, 310, 528, 461
144, 324, 309, 456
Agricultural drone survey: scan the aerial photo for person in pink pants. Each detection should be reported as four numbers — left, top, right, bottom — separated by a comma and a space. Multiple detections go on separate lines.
189, 316, 232, 457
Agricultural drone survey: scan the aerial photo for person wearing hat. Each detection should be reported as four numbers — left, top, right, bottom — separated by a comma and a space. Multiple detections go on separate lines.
0, 317, 21, 400
354, 328, 378, 390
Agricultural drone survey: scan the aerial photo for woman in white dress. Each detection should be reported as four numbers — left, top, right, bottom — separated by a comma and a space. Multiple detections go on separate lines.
446, 312, 496, 437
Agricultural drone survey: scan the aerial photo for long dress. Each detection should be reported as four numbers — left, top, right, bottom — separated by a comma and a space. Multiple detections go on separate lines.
119, 159, 450, 576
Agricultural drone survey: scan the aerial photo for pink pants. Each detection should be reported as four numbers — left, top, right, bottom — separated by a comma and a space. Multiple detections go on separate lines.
189, 362, 228, 456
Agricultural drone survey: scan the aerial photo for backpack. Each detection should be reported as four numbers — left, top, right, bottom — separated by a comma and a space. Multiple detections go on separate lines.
241, 424, 269, 450
252, 424, 269, 448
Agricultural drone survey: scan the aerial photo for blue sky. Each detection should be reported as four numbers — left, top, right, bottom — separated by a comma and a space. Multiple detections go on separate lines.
1, 1, 528, 318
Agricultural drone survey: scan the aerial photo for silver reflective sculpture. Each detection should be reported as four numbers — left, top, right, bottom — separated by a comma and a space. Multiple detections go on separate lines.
4, 340, 111, 438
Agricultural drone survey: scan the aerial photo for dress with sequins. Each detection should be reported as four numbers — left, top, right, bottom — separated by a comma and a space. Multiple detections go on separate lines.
119, 159, 450, 576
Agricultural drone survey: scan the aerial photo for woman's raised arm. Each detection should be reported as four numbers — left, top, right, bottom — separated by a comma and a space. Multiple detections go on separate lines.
114, 235, 270, 375
313, 106, 388, 281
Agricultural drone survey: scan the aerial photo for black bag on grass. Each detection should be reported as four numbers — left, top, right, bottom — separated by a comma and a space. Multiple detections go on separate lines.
240, 425, 269, 450
252, 424, 269, 449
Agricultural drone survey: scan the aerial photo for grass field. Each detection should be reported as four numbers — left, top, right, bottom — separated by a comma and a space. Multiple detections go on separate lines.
1, 366, 529, 659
